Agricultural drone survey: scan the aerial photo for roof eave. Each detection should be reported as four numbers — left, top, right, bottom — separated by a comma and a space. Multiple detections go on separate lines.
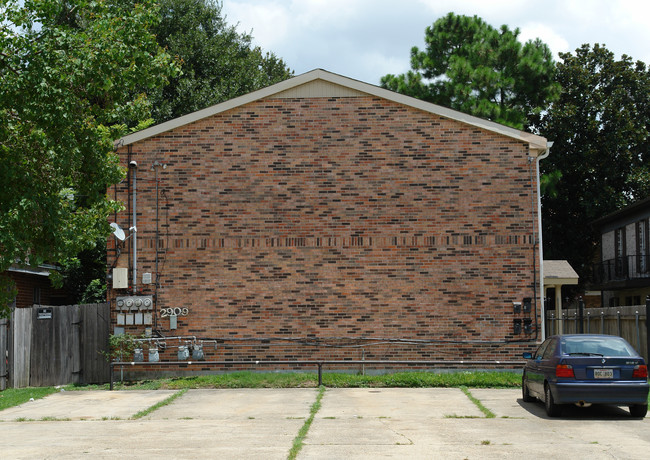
115, 68, 547, 152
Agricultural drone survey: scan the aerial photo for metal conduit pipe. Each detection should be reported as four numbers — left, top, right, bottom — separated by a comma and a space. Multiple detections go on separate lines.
130, 160, 138, 294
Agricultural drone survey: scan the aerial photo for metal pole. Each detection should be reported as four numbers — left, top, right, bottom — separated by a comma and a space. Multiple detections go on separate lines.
318, 363, 322, 386
646, 296, 649, 364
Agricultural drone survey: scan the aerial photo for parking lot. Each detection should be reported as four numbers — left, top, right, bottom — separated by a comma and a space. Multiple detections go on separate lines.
0, 388, 648, 459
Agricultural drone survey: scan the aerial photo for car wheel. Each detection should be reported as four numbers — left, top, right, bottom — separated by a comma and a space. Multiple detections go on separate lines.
522, 375, 534, 402
629, 404, 648, 418
544, 384, 562, 417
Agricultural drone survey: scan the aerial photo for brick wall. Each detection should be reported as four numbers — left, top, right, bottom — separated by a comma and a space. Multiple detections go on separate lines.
7, 271, 69, 308
110, 95, 541, 362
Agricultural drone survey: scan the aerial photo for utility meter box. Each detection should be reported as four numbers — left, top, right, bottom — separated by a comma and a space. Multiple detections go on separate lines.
113, 268, 128, 289
116, 295, 153, 311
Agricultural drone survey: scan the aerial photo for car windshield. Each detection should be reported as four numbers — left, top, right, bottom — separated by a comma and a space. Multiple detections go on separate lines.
560, 336, 637, 357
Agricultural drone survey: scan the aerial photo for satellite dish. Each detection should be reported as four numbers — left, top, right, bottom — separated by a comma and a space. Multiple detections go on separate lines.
110, 222, 126, 241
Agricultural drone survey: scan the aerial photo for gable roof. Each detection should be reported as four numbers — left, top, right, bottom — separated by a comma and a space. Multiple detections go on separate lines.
116, 68, 548, 154
543, 260, 579, 286
592, 195, 650, 230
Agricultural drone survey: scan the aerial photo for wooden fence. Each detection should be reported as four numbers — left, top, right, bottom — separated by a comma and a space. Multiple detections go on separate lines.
1, 303, 110, 389
0, 318, 7, 390
546, 305, 648, 362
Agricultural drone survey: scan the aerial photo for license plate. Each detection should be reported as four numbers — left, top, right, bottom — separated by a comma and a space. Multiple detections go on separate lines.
594, 368, 613, 379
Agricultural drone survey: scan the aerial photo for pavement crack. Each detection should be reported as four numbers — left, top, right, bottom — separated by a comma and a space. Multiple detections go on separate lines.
287, 386, 325, 460
378, 417, 414, 446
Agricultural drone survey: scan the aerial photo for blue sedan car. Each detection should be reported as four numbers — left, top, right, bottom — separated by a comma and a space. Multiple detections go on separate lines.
522, 334, 649, 417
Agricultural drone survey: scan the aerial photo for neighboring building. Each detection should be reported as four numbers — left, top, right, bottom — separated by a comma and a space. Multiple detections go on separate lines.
542, 259, 579, 334
108, 69, 549, 363
591, 196, 650, 307
5, 264, 70, 309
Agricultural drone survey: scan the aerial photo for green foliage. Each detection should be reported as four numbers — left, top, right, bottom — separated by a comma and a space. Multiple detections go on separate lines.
149, 0, 293, 123
81, 278, 107, 304
539, 44, 650, 276
0, 0, 178, 315
104, 333, 143, 362
53, 236, 107, 303
381, 12, 559, 129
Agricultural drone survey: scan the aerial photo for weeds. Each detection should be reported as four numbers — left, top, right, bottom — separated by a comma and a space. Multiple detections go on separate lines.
460, 386, 496, 418
287, 386, 325, 460
130, 389, 187, 420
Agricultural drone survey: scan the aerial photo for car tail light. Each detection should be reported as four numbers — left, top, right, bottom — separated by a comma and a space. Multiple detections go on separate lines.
556, 364, 574, 378
632, 365, 648, 379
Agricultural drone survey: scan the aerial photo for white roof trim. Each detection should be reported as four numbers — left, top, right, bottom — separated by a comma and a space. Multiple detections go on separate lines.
8, 263, 56, 277
117, 68, 547, 153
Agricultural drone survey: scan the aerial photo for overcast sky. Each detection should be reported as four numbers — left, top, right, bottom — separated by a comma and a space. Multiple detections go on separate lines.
221, 0, 650, 85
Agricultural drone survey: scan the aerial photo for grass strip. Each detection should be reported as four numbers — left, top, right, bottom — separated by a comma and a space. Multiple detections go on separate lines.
131, 388, 188, 420
0, 387, 59, 412
99, 370, 522, 391
460, 386, 495, 418
287, 386, 325, 460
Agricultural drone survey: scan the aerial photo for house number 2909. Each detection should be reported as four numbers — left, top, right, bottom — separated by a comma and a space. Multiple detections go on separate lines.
160, 307, 189, 317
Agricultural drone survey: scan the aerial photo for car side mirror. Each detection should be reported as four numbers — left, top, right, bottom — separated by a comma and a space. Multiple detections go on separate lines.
522, 352, 533, 359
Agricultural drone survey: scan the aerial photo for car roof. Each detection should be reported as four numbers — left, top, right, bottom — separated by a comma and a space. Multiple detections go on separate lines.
548, 334, 622, 339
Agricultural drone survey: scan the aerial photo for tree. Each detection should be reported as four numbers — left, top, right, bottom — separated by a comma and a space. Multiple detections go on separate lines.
539, 44, 650, 277
150, 0, 293, 123
381, 12, 559, 129
0, 0, 178, 315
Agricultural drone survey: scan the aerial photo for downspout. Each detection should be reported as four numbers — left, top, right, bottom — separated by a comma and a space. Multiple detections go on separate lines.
536, 141, 553, 340
130, 160, 138, 294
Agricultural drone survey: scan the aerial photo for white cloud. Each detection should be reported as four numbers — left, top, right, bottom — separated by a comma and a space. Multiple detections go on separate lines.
223, 1, 292, 49
222, 0, 650, 84
519, 23, 571, 58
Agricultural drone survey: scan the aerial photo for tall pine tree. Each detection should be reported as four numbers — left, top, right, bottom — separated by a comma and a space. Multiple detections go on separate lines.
381, 12, 559, 130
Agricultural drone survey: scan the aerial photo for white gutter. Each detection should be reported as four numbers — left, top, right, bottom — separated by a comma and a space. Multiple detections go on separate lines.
536, 141, 553, 340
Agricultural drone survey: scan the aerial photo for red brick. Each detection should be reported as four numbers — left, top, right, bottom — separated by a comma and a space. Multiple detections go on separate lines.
109, 95, 543, 364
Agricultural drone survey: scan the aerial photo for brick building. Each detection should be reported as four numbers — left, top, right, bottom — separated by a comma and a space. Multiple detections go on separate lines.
5, 264, 70, 309
108, 69, 549, 364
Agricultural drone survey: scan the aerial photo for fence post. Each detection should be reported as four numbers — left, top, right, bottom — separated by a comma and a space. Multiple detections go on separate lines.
646, 296, 649, 365
635, 310, 641, 352
578, 297, 584, 334
550, 312, 555, 335
0, 318, 7, 390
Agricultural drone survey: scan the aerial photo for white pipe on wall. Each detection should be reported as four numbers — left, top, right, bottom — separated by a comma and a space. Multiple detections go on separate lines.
130, 160, 138, 293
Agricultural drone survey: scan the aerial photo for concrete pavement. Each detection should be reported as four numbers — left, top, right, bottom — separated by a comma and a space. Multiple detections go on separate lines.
0, 387, 647, 459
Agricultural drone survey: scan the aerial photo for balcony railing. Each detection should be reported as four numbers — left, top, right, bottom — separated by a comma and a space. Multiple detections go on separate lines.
591, 255, 650, 284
